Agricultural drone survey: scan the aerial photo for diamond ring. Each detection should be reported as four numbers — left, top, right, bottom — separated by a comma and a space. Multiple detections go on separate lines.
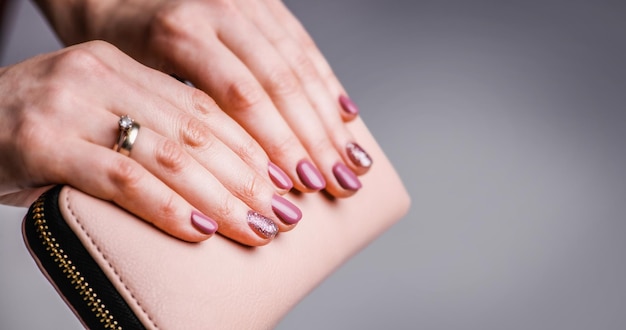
114, 115, 140, 156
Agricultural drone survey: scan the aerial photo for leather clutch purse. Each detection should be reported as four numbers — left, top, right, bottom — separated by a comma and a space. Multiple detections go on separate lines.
22, 119, 410, 329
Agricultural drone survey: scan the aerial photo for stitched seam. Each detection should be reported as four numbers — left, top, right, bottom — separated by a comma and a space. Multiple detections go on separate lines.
64, 190, 159, 330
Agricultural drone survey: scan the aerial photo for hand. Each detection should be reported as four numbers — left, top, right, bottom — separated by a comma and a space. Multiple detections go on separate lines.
0, 41, 302, 245
35, 0, 373, 197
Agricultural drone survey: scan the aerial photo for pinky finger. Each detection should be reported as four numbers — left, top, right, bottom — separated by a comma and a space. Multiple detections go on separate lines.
61, 141, 216, 243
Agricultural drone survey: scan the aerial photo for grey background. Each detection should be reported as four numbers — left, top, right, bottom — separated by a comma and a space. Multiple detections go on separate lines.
2, 0, 626, 329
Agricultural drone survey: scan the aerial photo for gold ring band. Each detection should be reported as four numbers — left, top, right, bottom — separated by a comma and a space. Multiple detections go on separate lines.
114, 115, 140, 156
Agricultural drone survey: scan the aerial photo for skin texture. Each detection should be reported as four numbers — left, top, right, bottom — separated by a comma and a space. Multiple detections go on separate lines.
0, 41, 299, 246
34, 0, 370, 198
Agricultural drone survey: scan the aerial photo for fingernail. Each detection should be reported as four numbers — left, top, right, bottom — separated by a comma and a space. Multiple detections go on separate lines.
333, 162, 362, 191
272, 195, 302, 225
268, 162, 293, 190
191, 211, 218, 235
339, 95, 359, 115
346, 142, 373, 169
247, 211, 278, 239
296, 159, 326, 190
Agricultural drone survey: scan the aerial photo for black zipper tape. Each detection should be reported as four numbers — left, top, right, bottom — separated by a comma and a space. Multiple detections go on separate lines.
24, 185, 145, 330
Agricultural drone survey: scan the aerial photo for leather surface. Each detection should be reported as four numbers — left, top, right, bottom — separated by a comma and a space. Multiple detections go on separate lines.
57, 118, 410, 329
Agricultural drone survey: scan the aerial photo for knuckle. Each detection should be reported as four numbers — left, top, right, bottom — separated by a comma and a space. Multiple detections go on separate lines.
150, 3, 188, 37
189, 88, 219, 116
109, 158, 145, 192
211, 0, 238, 16
291, 51, 319, 81
266, 29, 288, 44
266, 69, 300, 98
154, 193, 179, 226
155, 139, 189, 174
149, 2, 210, 42
265, 136, 295, 158
300, 34, 318, 52
82, 40, 117, 54
234, 138, 263, 165
309, 137, 334, 156
294, 29, 317, 53
225, 80, 266, 111
323, 69, 339, 86
240, 172, 265, 201
180, 116, 212, 149
327, 123, 347, 143
213, 193, 235, 220
54, 46, 110, 77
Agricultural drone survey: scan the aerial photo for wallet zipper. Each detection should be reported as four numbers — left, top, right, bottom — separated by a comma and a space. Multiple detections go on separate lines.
31, 196, 123, 330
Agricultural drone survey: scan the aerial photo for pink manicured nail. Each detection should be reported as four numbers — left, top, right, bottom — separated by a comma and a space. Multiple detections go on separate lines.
346, 142, 373, 169
339, 95, 359, 115
191, 211, 218, 235
296, 160, 326, 191
272, 195, 302, 225
247, 211, 278, 239
268, 162, 293, 190
333, 163, 362, 191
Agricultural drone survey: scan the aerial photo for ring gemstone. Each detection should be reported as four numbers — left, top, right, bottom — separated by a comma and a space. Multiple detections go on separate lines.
119, 115, 133, 131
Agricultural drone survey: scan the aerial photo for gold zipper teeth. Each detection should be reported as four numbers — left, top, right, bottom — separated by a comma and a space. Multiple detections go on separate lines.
32, 197, 122, 330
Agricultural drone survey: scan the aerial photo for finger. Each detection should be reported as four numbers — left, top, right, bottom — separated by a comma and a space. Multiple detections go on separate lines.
91, 77, 300, 232
239, 0, 373, 175
59, 139, 215, 243
263, 0, 360, 120
76, 44, 301, 231
1, 41, 295, 243
80, 40, 294, 192
153, 23, 324, 194
128, 126, 283, 245
215, 11, 361, 196
85, 113, 286, 245
70, 42, 300, 231
133, 114, 301, 233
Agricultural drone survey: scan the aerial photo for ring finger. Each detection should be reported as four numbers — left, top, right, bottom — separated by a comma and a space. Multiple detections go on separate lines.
238, 0, 373, 176
90, 112, 284, 246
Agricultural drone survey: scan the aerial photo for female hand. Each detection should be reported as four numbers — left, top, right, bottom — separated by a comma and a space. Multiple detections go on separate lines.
35, 0, 373, 197
0, 41, 302, 246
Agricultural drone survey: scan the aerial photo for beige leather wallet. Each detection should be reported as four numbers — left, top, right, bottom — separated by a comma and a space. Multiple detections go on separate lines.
23, 119, 410, 329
